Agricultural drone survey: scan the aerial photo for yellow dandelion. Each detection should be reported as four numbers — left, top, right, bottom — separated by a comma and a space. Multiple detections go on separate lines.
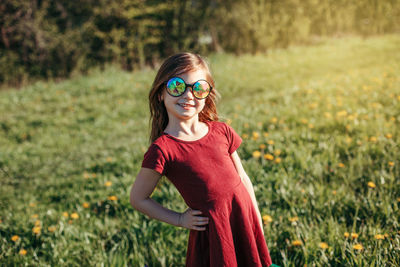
346, 136, 352, 144
324, 112, 332, 118
104, 181, 112, 187
68, 220, 73, 224
244, 123, 249, 128
319, 242, 329, 249
264, 154, 274, 161
351, 232, 359, 239
332, 190, 337, 195
289, 216, 299, 222
338, 163, 345, 168
274, 149, 281, 156
292, 240, 302, 246
31, 214, 38, 219
270, 117, 278, 123
252, 132, 260, 140
388, 161, 394, 167
384, 233, 389, 238
242, 133, 249, 139
29, 203, 36, 207
267, 140, 274, 145
344, 232, 350, 238
83, 172, 91, 179
259, 144, 266, 150
336, 110, 347, 117
108, 196, 118, 201
34, 220, 41, 227
353, 244, 363, 250
308, 123, 314, 129
262, 215, 273, 223
226, 119, 232, 125
252, 151, 261, 158
32, 226, 41, 235
263, 132, 269, 137
257, 121, 262, 127
274, 157, 282, 164
83, 202, 90, 208
19, 249, 27, 255
369, 136, 377, 142
48, 226, 56, 232
374, 234, 384, 240
397, 197, 400, 202
385, 133, 393, 139
63, 212, 69, 218
70, 213, 79, 219
91, 173, 97, 178
367, 182, 376, 188
106, 157, 113, 162
300, 118, 308, 124
11, 235, 19, 242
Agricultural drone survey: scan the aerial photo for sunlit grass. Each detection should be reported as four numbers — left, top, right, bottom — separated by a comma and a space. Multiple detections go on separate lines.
1, 34, 399, 266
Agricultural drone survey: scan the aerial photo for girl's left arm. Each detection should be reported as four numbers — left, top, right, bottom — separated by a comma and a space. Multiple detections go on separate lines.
230, 151, 264, 235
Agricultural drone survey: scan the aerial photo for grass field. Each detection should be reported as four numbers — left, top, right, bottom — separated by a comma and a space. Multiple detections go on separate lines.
1, 34, 400, 266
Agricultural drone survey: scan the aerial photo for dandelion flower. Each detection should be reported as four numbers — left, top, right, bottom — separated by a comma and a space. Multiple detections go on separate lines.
274, 149, 281, 156
244, 123, 249, 128
242, 134, 249, 139
344, 232, 350, 238
274, 158, 281, 164
32, 226, 41, 235
388, 162, 394, 167
104, 181, 112, 187
226, 119, 232, 125
291, 240, 302, 246
267, 140, 275, 145
369, 136, 377, 142
108, 196, 118, 201
31, 214, 38, 219
34, 220, 41, 227
374, 234, 384, 240
83, 172, 91, 179
385, 133, 393, 139
300, 118, 308, 124
29, 203, 36, 207
63, 212, 69, 218
259, 144, 266, 150
252, 132, 260, 140
91, 173, 97, 178
262, 215, 273, 223
83, 202, 90, 208
353, 244, 363, 250
252, 151, 261, 158
351, 232, 359, 239
71, 213, 79, 219
263, 132, 269, 137
384, 233, 389, 238
338, 163, 345, 168
397, 197, 400, 202
367, 182, 376, 188
319, 242, 329, 249
264, 154, 274, 160
270, 117, 278, 123
11, 235, 19, 242
332, 190, 337, 195
48, 226, 56, 232
19, 249, 27, 255
106, 157, 113, 162
289, 216, 299, 222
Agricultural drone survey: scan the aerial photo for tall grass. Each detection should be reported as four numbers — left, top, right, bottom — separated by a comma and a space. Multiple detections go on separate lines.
1, 35, 399, 266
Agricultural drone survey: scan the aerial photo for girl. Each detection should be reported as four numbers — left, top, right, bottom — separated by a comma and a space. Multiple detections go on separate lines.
130, 52, 273, 266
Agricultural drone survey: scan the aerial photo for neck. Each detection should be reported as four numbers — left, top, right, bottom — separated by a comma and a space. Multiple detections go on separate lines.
164, 116, 203, 136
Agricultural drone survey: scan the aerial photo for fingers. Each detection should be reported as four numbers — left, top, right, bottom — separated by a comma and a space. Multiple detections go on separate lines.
187, 209, 209, 231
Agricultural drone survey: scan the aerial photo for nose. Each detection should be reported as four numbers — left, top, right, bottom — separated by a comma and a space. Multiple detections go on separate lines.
182, 86, 194, 99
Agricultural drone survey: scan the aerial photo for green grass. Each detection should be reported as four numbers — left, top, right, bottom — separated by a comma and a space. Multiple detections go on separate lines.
1, 34, 400, 266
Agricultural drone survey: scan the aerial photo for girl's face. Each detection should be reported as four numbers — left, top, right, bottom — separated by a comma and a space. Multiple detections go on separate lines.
161, 69, 207, 123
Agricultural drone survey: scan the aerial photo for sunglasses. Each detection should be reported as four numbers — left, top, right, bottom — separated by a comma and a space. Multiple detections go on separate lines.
165, 77, 212, 99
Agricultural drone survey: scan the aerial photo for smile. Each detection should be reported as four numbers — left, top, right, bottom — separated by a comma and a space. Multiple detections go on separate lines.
178, 103, 195, 108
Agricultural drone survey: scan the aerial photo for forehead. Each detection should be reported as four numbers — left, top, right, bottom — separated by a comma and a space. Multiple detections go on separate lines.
178, 69, 207, 83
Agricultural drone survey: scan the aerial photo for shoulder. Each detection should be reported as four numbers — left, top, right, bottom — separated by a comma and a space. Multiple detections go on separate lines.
209, 120, 236, 134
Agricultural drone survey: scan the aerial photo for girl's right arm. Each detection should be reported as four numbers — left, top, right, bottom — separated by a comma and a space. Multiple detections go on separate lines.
130, 167, 209, 231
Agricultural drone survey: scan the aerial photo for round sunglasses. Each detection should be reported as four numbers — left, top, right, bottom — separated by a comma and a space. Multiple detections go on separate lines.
165, 77, 212, 99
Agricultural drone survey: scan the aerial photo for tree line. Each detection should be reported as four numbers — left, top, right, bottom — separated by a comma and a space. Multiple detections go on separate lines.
1, 0, 399, 85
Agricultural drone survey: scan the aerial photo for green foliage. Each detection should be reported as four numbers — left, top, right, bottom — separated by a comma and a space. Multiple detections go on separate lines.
1, 35, 400, 266
1, 0, 400, 85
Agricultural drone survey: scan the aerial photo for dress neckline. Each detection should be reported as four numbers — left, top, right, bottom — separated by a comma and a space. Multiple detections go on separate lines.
163, 121, 212, 143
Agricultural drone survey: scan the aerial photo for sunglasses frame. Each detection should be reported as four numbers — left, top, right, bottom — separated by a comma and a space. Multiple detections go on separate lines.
165, 77, 213, 100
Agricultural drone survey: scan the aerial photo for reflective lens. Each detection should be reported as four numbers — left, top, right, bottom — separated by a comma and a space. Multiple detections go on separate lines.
193, 81, 211, 99
166, 77, 186, 96
166, 77, 212, 99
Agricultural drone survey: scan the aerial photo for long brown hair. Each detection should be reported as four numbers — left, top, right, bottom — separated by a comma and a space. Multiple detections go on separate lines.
149, 53, 219, 143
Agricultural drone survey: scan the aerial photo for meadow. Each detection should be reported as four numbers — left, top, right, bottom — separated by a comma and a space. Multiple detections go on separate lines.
0, 34, 399, 266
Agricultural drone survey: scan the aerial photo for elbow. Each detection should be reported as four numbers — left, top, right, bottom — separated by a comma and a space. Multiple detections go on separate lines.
130, 188, 140, 210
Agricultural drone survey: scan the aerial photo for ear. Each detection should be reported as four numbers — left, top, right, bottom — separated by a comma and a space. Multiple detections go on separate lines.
159, 93, 164, 102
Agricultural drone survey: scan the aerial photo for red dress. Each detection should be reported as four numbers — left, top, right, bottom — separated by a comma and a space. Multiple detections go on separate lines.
142, 121, 272, 267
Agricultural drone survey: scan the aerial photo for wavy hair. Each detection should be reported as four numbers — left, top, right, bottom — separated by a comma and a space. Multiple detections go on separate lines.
148, 53, 219, 143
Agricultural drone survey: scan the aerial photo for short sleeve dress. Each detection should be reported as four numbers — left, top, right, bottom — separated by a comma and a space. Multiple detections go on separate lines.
141, 121, 272, 267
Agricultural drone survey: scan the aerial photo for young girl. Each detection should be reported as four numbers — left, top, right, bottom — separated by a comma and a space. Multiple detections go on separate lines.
130, 53, 272, 266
